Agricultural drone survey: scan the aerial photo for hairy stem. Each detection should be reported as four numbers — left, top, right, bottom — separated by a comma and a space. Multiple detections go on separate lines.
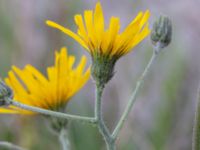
0, 141, 27, 150
59, 129, 70, 150
7, 98, 96, 124
112, 48, 159, 140
95, 83, 115, 150
192, 84, 200, 150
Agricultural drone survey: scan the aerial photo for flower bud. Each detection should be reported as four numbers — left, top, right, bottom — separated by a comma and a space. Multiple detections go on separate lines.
0, 80, 13, 106
151, 15, 172, 48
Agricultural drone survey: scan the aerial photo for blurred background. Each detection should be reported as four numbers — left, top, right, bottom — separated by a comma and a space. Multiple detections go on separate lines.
0, 0, 199, 149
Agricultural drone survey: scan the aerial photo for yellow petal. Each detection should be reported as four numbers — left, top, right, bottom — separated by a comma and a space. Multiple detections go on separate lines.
139, 10, 150, 29
75, 56, 87, 75
105, 17, 120, 55
74, 14, 88, 41
84, 10, 97, 50
124, 23, 150, 54
0, 106, 19, 114
94, 2, 104, 45
5, 70, 27, 97
25, 65, 48, 85
46, 20, 89, 50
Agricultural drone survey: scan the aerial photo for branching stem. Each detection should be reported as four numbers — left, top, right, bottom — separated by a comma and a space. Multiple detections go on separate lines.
2, 43, 162, 150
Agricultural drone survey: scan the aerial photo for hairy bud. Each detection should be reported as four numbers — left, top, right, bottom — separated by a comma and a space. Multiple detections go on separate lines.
0, 80, 13, 106
151, 15, 172, 48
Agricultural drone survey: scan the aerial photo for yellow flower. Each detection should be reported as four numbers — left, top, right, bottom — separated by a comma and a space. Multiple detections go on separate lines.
0, 47, 90, 114
46, 2, 150, 85
46, 2, 150, 59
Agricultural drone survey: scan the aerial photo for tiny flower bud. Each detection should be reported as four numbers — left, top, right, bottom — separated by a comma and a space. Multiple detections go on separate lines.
151, 15, 172, 48
47, 106, 68, 135
48, 117, 68, 134
0, 80, 13, 106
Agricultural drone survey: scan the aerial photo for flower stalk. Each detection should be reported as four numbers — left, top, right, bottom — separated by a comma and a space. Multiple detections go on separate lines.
112, 46, 159, 140
93, 43, 161, 149
112, 15, 172, 141
95, 83, 115, 150
59, 129, 70, 150
5, 98, 96, 124
0, 141, 27, 150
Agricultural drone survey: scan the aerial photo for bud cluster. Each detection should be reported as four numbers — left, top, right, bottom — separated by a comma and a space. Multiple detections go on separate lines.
0, 80, 13, 106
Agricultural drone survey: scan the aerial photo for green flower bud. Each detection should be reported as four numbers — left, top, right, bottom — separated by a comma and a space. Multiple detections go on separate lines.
151, 15, 172, 48
0, 80, 13, 106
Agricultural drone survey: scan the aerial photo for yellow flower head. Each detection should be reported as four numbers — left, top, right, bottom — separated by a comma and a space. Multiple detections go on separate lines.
0, 47, 90, 114
46, 2, 150, 59
46, 2, 150, 85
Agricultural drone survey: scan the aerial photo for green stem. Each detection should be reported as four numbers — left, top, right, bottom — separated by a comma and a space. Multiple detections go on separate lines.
95, 83, 115, 150
0, 141, 26, 150
59, 129, 70, 150
7, 98, 97, 124
112, 49, 159, 140
192, 84, 200, 150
